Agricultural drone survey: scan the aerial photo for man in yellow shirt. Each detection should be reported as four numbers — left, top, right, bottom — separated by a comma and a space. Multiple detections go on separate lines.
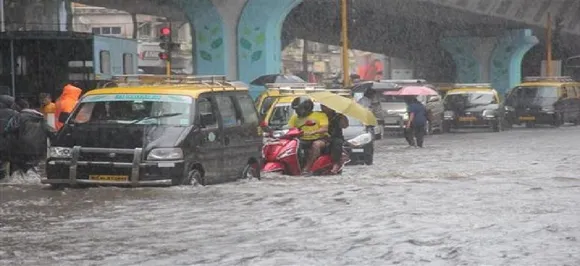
287, 96, 329, 174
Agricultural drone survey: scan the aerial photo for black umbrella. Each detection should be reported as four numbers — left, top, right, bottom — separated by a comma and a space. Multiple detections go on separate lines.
250, 74, 305, 86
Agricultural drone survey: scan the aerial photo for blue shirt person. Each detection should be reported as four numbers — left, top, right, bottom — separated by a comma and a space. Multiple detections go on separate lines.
404, 95, 428, 148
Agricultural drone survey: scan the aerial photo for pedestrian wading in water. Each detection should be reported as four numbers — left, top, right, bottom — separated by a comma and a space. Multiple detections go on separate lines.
404, 95, 429, 148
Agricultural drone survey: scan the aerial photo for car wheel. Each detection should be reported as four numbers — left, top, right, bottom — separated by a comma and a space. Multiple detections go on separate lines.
364, 153, 374, 165
552, 113, 563, 127
492, 120, 502, 132
179, 166, 205, 186
241, 161, 261, 180
442, 121, 451, 133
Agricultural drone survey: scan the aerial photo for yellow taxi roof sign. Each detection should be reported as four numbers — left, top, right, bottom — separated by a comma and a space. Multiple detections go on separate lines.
522, 76, 575, 83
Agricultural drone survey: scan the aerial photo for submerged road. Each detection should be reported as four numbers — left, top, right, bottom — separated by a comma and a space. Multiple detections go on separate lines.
1, 126, 580, 265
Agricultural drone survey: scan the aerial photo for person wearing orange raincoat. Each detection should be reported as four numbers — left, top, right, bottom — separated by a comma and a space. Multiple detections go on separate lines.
55, 84, 82, 130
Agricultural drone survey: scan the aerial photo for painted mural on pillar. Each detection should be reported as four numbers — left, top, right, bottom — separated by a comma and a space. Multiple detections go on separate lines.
440, 38, 480, 83
237, 0, 303, 97
490, 29, 538, 95
177, 0, 227, 75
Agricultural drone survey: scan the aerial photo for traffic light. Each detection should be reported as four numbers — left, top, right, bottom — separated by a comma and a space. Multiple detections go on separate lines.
159, 26, 172, 61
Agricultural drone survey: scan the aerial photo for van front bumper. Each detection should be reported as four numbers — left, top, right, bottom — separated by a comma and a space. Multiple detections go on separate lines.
43, 146, 184, 186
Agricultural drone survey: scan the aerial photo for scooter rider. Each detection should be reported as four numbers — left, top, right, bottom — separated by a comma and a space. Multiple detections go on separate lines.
288, 96, 329, 175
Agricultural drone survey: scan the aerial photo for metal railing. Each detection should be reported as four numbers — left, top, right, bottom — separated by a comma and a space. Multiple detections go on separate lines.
523, 76, 575, 82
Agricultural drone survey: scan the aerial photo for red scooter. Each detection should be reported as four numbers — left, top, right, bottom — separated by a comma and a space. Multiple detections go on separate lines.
261, 121, 349, 176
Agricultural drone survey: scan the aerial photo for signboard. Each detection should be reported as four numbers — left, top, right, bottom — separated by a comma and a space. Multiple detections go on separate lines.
82, 94, 193, 103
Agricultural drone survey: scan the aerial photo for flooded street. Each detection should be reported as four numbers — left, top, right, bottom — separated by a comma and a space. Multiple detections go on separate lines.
1, 127, 580, 266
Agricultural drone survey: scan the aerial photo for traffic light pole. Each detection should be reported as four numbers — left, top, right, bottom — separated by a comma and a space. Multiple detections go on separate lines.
166, 22, 172, 78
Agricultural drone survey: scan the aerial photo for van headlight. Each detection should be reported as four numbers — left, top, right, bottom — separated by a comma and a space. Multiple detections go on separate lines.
147, 148, 183, 160
347, 133, 373, 147
49, 147, 72, 158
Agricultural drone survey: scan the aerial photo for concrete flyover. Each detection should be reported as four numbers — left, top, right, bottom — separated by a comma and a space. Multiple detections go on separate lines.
8, 0, 580, 96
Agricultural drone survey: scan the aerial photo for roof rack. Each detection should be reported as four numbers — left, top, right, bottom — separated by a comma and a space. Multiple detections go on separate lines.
379, 79, 427, 84
523, 76, 575, 82
109, 74, 241, 87
264, 83, 323, 89
453, 83, 492, 88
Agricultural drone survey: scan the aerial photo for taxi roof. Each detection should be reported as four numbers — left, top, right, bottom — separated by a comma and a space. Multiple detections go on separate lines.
84, 75, 247, 98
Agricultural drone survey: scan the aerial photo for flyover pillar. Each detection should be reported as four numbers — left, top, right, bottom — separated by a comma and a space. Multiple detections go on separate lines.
179, 0, 229, 77
237, 0, 302, 97
440, 29, 538, 94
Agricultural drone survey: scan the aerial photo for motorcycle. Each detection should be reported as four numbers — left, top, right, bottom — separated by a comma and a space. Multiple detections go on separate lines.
261, 120, 349, 176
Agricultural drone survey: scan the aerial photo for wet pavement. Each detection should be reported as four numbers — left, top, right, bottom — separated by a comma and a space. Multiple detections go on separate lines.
1, 126, 580, 265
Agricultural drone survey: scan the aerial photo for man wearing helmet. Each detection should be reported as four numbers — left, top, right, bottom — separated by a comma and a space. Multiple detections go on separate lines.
288, 96, 329, 174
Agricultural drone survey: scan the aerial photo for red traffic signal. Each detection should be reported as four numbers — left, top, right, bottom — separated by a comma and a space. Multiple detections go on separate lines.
160, 27, 171, 36
158, 52, 169, 60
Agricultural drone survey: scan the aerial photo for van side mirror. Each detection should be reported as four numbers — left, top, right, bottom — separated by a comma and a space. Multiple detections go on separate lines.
200, 113, 215, 127
58, 112, 70, 123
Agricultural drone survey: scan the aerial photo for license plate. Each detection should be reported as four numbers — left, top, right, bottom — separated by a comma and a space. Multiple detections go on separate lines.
89, 175, 129, 182
519, 116, 535, 121
458, 116, 477, 122
351, 148, 364, 152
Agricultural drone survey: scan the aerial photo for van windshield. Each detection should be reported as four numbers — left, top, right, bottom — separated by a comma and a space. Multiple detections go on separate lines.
508, 86, 559, 106
70, 94, 193, 126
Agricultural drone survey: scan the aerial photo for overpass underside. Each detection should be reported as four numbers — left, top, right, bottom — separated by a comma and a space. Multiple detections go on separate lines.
6, 0, 580, 95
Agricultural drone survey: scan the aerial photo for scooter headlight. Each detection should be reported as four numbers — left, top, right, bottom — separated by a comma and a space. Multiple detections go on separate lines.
348, 133, 373, 147
272, 129, 289, 138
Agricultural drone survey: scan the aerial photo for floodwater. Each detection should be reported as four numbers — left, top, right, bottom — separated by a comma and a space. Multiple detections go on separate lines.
1, 127, 580, 266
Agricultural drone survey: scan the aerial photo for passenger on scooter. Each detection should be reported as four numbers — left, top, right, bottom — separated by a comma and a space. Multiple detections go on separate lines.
288, 96, 329, 175
321, 105, 348, 174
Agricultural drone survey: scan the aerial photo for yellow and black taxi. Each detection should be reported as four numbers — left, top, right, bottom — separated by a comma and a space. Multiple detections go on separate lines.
254, 83, 349, 121
504, 76, 580, 127
442, 84, 504, 132
43, 75, 263, 187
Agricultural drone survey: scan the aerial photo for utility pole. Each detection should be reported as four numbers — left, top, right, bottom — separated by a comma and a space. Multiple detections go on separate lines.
340, 0, 350, 87
546, 12, 553, 76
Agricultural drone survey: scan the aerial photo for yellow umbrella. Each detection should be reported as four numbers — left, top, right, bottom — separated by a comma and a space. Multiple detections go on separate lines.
309, 91, 377, 126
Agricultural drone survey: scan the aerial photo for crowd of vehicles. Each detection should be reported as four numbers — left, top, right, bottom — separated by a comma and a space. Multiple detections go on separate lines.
38, 73, 580, 188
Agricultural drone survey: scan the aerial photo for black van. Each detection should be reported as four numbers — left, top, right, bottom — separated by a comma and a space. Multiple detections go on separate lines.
42, 75, 263, 187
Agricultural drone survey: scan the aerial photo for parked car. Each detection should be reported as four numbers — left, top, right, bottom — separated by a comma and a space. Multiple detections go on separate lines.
442, 84, 505, 132
349, 80, 444, 136
43, 75, 263, 187
343, 116, 374, 165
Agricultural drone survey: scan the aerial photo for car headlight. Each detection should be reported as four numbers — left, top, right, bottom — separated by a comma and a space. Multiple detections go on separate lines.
401, 112, 409, 120
482, 110, 495, 118
444, 110, 454, 118
147, 148, 183, 160
348, 132, 373, 147
541, 107, 555, 114
49, 147, 72, 158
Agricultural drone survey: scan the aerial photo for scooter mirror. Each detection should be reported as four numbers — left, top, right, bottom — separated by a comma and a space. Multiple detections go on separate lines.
304, 120, 316, 126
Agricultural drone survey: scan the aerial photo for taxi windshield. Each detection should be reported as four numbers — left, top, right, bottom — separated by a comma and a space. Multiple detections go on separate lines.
445, 92, 497, 106
508, 86, 559, 106
268, 103, 321, 129
70, 94, 193, 126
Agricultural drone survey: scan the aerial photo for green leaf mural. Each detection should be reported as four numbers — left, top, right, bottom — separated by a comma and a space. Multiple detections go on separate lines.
255, 32, 266, 45
211, 38, 223, 49
240, 38, 252, 50
251, 51, 263, 62
243, 27, 252, 35
211, 26, 220, 37
200, 50, 212, 62
198, 32, 207, 44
